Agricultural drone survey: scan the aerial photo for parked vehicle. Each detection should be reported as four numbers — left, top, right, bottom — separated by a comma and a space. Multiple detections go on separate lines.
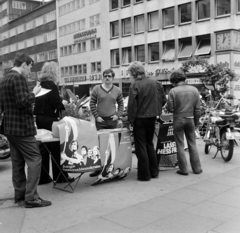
204, 109, 240, 162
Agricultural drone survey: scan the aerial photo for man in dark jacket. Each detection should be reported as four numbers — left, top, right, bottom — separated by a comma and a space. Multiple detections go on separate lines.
127, 61, 166, 181
0, 53, 51, 208
166, 70, 202, 176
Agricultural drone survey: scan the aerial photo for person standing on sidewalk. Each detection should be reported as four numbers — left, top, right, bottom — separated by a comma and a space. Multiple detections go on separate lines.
127, 61, 167, 181
89, 68, 124, 177
0, 53, 51, 208
166, 70, 202, 176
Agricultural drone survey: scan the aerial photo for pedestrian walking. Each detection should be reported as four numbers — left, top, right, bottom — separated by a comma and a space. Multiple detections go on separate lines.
166, 70, 202, 176
127, 61, 167, 181
0, 53, 51, 208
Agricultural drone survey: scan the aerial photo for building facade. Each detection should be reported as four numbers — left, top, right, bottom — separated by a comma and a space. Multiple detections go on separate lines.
57, 0, 240, 98
0, 0, 57, 86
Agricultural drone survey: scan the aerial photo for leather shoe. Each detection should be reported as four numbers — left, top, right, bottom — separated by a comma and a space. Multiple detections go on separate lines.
176, 170, 188, 176
193, 169, 203, 174
25, 198, 51, 208
89, 170, 102, 177
137, 177, 150, 181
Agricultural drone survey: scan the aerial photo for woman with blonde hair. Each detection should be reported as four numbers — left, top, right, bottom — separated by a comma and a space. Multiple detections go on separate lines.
34, 61, 73, 184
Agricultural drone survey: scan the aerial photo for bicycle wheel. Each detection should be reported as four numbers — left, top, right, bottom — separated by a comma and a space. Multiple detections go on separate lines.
220, 131, 234, 162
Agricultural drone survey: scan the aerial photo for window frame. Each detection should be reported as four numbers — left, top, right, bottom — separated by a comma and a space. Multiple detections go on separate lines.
194, 37, 211, 56
163, 7, 175, 28
122, 17, 131, 36
216, 0, 231, 17
110, 0, 119, 10
122, 47, 132, 64
178, 39, 192, 59
179, 3, 192, 24
148, 11, 158, 31
111, 49, 120, 66
148, 42, 159, 62
135, 45, 145, 62
134, 14, 145, 34
197, 0, 210, 21
122, 0, 131, 7
110, 21, 119, 38
162, 40, 175, 61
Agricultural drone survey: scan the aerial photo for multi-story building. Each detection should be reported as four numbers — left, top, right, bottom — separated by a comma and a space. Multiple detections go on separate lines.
58, 0, 240, 98
0, 0, 57, 85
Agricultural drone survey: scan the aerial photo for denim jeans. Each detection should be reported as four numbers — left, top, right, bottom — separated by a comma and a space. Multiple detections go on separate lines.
173, 117, 202, 173
133, 117, 158, 179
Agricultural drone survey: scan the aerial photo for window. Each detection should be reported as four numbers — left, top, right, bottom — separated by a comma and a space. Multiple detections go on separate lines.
149, 43, 159, 62
216, 0, 230, 16
110, 21, 119, 37
26, 21, 33, 30
61, 67, 65, 76
60, 47, 64, 56
82, 42, 86, 52
65, 67, 69, 76
48, 50, 57, 60
73, 65, 78, 75
46, 10, 56, 23
178, 39, 192, 59
122, 0, 131, 7
64, 47, 68, 55
148, 11, 158, 30
78, 65, 82, 74
72, 44, 78, 53
37, 52, 45, 62
83, 64, 87, 74
9, 28, 16, 37
134, 15, 144, 33
111, 49, 120, 66
111, 0, 118, 10
91, 38, 101, 50
197, 0, 210, 20
122, 47, 132, 64
180, 3, 191, 24
69, 66, 73, 76
90, 14, 100, 27
18, 41, 25, 50
135, 45, 145, 62
163, 7, 174, 27
68, 45, 72, 55
195, 37, 211, 56
47, 30, 57, 41
91, 62, 101, 73
36, 34, 45, 44
12, 1, 26, 9
9, 43, 16, 52
122, 18, 131, 35
17, 25, 24, 34
35, 16, 44, 27
162, 41, 175, 60
238, 0, 240, 12
26, 38, 34, 47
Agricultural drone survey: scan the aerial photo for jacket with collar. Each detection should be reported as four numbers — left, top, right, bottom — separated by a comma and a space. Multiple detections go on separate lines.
127, 77, 166, 122
166, 82, 201, 124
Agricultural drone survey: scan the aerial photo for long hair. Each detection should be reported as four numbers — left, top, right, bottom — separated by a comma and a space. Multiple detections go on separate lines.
39, 61, 59, 83
128, 61, 146, 80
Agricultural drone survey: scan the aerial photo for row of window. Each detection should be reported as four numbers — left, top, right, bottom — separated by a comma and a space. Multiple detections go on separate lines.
0, 10, 56, 41
0, 31, 57, 55
110, 36, 211, 66
110, 0, 240, 37
2, 50, 57, 70
110, 0, 145, 9
60, 38, 100, 57
60, 62, 101, 77
59, 0, 100, 16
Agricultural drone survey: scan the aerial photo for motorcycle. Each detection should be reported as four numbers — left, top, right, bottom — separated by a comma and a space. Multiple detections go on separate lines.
0, 134, 10, 160
203, 110, 240, 162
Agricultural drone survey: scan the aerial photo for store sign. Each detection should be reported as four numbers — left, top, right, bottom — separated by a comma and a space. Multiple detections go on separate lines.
89, 74, 102, 81
64, 76, 86, 83
161, 78, 202, 85
73, 28, 97, 43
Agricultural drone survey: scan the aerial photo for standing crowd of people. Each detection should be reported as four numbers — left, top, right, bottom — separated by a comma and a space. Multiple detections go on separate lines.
0, 53, 202, 208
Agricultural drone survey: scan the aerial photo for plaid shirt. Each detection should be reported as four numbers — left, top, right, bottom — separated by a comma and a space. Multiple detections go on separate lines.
0, 70, 36, 136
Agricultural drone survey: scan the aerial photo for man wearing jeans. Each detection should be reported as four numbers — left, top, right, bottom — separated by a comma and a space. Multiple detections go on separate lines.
127, 61, 166, 181
166, 70, 202, 176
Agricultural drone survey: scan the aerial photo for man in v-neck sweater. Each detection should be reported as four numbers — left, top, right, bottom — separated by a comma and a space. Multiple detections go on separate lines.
90, 68, 124, 130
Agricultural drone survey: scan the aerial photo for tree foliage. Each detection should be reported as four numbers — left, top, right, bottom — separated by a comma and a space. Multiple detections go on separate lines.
180, 58, 238, 100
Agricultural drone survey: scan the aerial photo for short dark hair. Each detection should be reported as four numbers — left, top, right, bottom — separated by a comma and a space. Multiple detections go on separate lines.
169, 70, 186, 84
14, 53, 34, 67
103, 69, 115, 79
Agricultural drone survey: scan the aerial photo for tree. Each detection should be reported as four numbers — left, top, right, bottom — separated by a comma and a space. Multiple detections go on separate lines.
180, 58, 238, 101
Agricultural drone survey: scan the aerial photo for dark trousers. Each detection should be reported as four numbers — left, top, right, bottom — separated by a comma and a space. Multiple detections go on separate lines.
133, 118, 159, 179
96, 119, 118, 130
6, 135, 41, 201
36, 115, 68, 183
173, 117, 202, 173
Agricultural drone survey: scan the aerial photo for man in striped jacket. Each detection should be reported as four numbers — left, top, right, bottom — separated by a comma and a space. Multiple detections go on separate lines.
89, 68, 124, 177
